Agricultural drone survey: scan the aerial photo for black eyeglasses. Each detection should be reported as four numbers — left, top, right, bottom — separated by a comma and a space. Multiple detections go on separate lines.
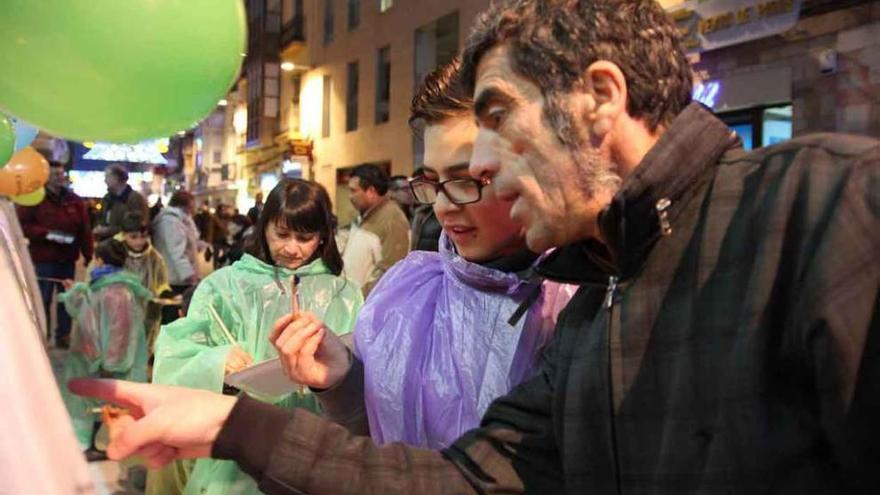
409, 176, 492, 206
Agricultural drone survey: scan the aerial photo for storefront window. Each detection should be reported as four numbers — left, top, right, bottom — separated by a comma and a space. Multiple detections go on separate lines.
719, 104, 792, 151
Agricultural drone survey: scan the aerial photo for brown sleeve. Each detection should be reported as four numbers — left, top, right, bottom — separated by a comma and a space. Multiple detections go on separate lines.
313, 354, 370, 436
15, 204, 48, 240
363, 205, 410, 295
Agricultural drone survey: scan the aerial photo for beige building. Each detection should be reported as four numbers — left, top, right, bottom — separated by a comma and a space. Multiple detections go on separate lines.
278, 0, 490, 225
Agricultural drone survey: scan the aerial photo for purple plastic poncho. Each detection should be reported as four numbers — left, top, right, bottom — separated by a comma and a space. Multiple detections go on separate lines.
355, 234, 576, 448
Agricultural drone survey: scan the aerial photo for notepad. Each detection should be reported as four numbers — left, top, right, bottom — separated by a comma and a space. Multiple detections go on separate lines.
223, 358, 301, 397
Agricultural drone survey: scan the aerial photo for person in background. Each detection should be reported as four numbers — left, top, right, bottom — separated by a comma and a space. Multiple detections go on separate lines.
341, 164, 410, 296
388, 175, 415, 221
152, 178, 363, 495
59, 239, 151, 460
94, 164, 149, 241
152, 190, 200, 323
149, 197, 164, 222
212, 203, 233, 267
246, 192, 263, 226
16, 160, 93, 348
193, 202, 214, 244
227, 207, 252, 265
273, 58, 576, 449
409, 167, 442, 252
119, 211, 170, 351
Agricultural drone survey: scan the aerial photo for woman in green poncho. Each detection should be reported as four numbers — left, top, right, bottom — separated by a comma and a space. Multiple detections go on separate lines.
59, 239, 152, 455
151, 179, 363, 495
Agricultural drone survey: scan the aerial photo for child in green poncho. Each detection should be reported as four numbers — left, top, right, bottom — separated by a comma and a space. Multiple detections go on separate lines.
152, 179, 363, 495
59, 239, 152, 457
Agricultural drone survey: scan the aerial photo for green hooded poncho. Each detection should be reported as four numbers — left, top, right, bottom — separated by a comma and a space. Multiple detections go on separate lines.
59, 270, 152, 449
151, 253, 363, 495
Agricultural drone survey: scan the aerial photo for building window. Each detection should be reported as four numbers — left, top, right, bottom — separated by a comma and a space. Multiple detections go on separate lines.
323, 0, 334, 44
379, 0, 392, 13
413, 11, 459, 166
322, 75, 332, 138
375, 45, 391, 124
246, 60, 264, 144
346, 61, 359, 132
347, 0, 360, 30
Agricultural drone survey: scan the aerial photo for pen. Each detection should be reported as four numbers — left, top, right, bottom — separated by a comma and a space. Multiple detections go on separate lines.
291, 275, 305, 396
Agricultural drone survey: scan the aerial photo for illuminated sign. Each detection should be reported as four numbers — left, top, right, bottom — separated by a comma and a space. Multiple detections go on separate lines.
692, 81, 721, 108
69, 170, 154, 198
665, 0, 802, 53
82, 138, 170, 165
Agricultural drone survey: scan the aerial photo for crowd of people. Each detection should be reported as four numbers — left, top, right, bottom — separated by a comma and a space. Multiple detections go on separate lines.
20, 0, 879, 494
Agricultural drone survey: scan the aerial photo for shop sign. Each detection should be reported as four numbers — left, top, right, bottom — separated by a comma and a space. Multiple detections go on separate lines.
692, 80, 721, 108
667, 0, 802, 53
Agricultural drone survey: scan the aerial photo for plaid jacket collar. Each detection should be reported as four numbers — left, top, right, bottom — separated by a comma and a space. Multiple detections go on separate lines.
540, 103, 741, 284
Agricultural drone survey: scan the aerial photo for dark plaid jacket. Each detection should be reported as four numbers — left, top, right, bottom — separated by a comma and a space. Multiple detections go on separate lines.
214, 103, 880, 494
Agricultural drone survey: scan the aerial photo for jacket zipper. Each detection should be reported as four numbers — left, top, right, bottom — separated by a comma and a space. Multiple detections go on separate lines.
605, 275, 624, 495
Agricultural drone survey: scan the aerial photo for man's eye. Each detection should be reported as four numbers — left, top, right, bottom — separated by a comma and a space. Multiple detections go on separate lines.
484, 106, 506, 128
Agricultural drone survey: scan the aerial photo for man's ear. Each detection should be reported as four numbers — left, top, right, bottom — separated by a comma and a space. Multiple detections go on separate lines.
582, 61, 628, 141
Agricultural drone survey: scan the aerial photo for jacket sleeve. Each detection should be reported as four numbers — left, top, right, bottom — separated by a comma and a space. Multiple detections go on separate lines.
15, 205, 48, 240
211, 316, 566, 495
157, 216, 196, 282
78, 199, 94, 262
792, 152, 880, 492
364, 213, 410, 295
151, 251, 172, 296
314, 355, 370, 436
213, 395, 479, 495
152, 281, 232, 393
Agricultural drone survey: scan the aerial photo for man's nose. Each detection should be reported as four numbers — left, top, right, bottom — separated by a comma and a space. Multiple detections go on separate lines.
470, 129, 502, 180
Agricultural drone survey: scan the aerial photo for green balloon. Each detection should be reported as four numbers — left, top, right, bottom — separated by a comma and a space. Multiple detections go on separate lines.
0, 1, 246, 144
0, 116, 13, 167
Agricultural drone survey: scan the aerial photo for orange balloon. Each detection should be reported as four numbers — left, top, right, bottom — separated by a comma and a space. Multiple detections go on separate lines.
0, 146, 49, 196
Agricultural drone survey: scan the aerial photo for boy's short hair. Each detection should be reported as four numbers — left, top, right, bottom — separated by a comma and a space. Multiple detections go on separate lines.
121, 211, 148, 233
95, 239, 127, 268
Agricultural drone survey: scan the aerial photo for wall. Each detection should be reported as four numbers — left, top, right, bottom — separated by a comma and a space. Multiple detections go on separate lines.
695, 2, 880, 137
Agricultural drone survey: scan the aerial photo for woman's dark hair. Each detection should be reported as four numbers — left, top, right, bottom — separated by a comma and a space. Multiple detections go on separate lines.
244, 179, 344, 275
409, 57, 471, 133
95, 239, 127, 268
169, 190, 195, 208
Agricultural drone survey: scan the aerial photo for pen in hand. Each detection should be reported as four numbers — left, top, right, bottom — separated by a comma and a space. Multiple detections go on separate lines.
290, 275, 305, 395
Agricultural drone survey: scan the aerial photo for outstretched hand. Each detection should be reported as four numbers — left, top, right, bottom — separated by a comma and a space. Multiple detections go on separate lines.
67, 379, 237, 468
269, 311, 352, 390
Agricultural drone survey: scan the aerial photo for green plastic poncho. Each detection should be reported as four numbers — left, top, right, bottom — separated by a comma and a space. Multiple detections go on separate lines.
59, 270, 152, 449
87, 241, 171, 352
124, 245, 171, 352
152, 253, 363, 495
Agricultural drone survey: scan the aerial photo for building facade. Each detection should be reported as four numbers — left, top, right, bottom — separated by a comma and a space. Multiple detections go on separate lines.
209, 0, 879, 223
279, 0, 490, 225
663, 0, 880, 149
